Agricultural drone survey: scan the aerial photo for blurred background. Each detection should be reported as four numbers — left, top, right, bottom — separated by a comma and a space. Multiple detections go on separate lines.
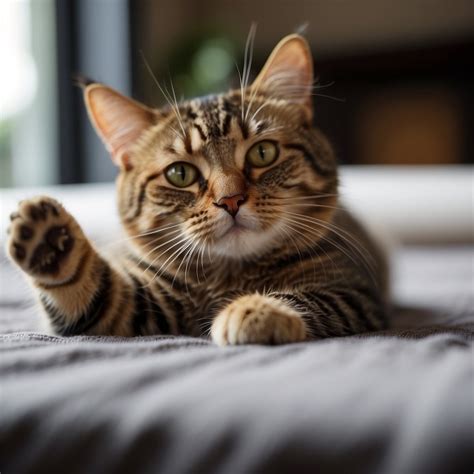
1, 0, 473, 187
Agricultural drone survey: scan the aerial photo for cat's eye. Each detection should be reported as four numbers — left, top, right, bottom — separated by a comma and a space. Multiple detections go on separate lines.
246, 140, 279, 168
165, 162, 199, 188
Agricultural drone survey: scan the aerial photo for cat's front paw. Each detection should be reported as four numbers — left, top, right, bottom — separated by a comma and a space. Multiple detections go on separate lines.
211, 294, 307, 346
6, 196, 88, 284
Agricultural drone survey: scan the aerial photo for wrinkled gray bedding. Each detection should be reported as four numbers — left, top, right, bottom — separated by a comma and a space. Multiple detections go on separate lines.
1, 246, 473, 474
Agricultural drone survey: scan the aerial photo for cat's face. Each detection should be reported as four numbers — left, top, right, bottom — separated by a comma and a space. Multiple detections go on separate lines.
84, 34, 338, 260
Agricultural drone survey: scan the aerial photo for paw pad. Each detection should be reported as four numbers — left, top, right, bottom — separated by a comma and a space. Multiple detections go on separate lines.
6, 197, 78, 278
29, 226, 74, 274
13, 243, 26, 261
19, 225, 34, 240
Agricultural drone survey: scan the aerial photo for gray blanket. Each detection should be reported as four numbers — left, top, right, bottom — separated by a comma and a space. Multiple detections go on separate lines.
1, 245, 473, 474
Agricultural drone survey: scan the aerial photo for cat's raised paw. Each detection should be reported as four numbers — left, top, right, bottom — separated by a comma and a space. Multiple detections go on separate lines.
6, 196, 86, 282
211, 294, 307, 346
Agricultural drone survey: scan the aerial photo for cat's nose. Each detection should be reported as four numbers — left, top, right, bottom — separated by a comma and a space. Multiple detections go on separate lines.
214, 193, 247, 217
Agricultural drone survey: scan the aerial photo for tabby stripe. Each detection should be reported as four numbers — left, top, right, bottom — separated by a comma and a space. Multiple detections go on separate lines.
158, 269, 189, 292
305, 292, 353, 335
187, 108, 198, 120
350, 286, 386, 329
40, 296, 63, 327
149, 293, 171, 334
220, 99, 233, 133
255, 121, 268, 135
184, 132, 193, 154
270, 248, 315, 271
129, 172, 160, 221
299, 313, 319, 338
198, 176, 208, 194
163, 293, 186, 334
130, 276, 151, 335
129, 255, 188, 293
277, 292, 312, 315
108, 285, 132, 335
270, 239, 335, 273
277, 293, 328, 337
338, 290, 378, 331
193, 123, 207, 141
129, 275, 171, 335
283, 143, 331, 177
283, 292, 321, 318
221, 113, 232, 136
42, 262, 112, 336
295, 293, 338, 336
238, 118, 249, 139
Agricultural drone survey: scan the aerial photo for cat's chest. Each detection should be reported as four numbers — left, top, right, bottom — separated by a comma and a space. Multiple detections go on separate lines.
194, 263, 284, 298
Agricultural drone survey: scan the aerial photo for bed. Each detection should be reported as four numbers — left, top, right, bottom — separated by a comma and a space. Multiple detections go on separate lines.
1, 166, 473, 474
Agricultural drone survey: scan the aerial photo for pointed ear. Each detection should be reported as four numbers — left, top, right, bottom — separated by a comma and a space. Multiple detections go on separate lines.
251, 34, 313, 118
83, 84, 156, 169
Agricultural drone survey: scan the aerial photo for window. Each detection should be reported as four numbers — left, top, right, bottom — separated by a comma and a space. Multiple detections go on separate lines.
0, 0, 58, 187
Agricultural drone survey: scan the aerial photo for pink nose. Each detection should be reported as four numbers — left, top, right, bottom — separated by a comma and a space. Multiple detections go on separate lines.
214, 193, 247, 217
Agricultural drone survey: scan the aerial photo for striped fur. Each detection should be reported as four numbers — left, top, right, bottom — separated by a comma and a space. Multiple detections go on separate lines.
6, 35, 388, 345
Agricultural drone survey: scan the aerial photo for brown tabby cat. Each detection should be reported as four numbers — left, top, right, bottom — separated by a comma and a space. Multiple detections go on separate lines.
6, 34, 388, 345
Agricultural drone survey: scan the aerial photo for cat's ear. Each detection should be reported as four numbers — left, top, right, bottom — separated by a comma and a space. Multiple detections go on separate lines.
251, 34, 313, 118
83, 84, 156, 169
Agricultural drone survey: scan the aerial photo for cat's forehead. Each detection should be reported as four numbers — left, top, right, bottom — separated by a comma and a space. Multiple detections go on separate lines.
184, 93, 241, 139
161, 91, 279, 158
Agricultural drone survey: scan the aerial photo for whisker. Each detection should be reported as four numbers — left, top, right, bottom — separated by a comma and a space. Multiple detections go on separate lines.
185, 240, 201, 288
199, 239, 208, 281
194, 242, 204, 284
256, 124, 285, 135
104, 222, 183, 248
241, 23, 257, 122
280, 221, 328, 282
142, 235, 188, 277
271, 201, 345, 213
277, 223, 309, 283
284, 211, 376, 268
136, 229, 183, 266
140, 51, 186, 139
139, 231, 186, 271
283, 216, 359, 271
281, 213, 377, 285
148, 239, 193, 287
313, 80, 335, 90
235, 60, 245, 124
172, 239, 197, 291
265, 83, 346, 103
248, 100, 272, 125
166, 71, 187, 138
243, 23, 257, 90
273, 193, 340, 201
312, 92, 346, 103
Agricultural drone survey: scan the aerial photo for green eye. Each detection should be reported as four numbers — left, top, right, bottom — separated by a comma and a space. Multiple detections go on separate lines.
246, 140, 279, 168
165, 162, 199, 188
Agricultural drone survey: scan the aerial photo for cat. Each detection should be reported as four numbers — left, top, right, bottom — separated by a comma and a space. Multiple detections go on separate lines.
6, 34, 388, 345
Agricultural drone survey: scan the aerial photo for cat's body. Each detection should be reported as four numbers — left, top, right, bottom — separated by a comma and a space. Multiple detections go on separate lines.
6, 35, 388, 344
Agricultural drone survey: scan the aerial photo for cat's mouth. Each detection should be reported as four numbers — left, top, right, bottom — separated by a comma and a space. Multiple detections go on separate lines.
216, 220, 251, 239
209, 211, 280, 259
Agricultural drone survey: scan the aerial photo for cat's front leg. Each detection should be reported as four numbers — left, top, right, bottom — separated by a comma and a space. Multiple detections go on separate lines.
211, 287, 387, 345
6, 196, 130, 336
211, 293, 307, 346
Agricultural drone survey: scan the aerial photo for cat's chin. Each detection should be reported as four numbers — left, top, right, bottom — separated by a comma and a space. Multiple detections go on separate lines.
211, 221, 282, 260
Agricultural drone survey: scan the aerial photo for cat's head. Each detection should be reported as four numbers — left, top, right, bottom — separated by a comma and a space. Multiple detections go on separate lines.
83, 34, 338, 260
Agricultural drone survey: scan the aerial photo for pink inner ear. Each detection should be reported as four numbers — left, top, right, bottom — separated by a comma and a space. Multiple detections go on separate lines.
252, 35, 313, 109
269, 43, 312, 84
85, 85, 155, 166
